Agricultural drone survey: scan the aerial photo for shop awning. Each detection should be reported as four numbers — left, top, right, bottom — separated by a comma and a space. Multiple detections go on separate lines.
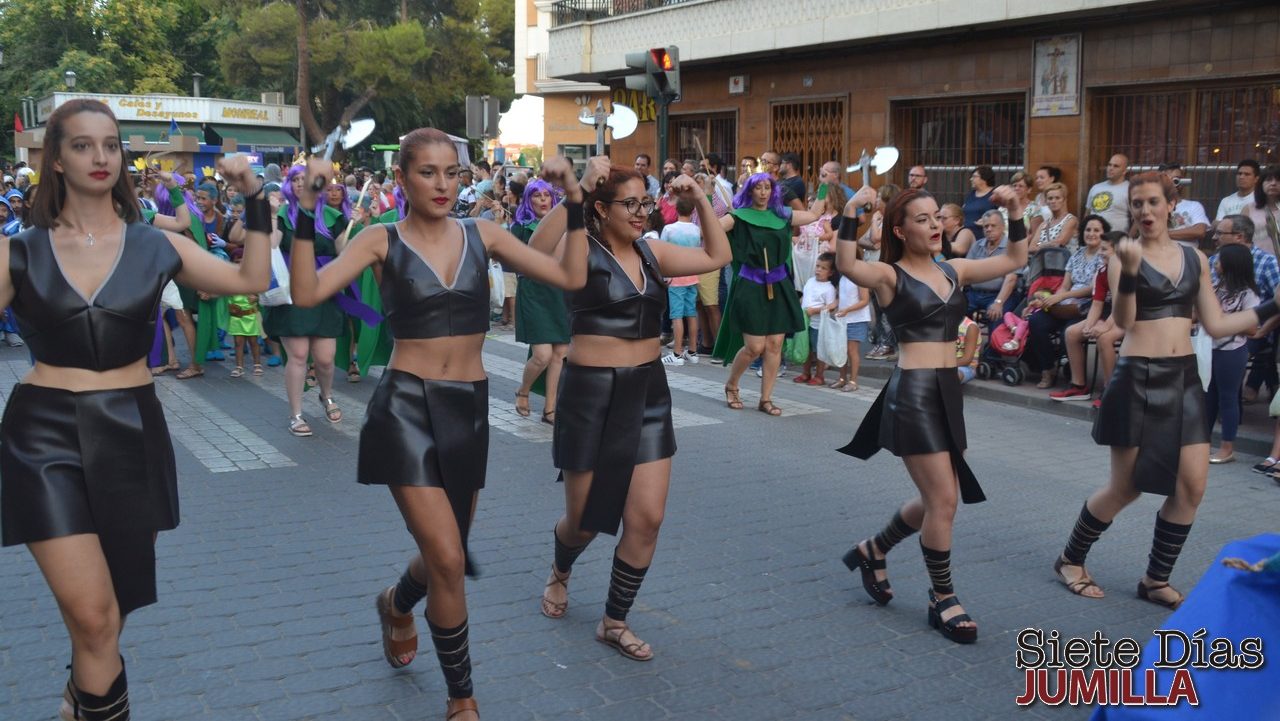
208, 124, 299, 150
118, 121, 201, 143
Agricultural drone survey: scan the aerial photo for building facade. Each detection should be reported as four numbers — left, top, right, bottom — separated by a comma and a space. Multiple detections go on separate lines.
545, 0, 1279, 212
516, 0, 614, 166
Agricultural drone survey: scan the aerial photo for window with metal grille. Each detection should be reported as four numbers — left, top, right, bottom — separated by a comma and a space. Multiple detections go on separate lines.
890, 97, 1026, 206
670, 112, 738, 180
1091, 81, 1279, 213
770, 98, 847, 193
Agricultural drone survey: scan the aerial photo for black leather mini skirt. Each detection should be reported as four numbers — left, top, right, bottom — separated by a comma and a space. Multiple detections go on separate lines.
839, 367, 985, 504
1093, 354, 1208, 496
357, 369, 488, 543
1, 383, 179, 615
553, 359, 676, 535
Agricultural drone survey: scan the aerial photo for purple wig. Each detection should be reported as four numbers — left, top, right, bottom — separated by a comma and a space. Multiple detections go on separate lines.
393, 184, 407, 218
514, 179, 562, 226
281, 165, 332, 239
732, 172, 788, 217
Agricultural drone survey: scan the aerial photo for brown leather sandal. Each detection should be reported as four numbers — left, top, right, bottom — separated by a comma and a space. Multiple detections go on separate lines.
1054, 557, 1105, 599
596, 621, 653, 662
446, 697, 479, 720
376, 586, 418, 668
757, 399, 782, 416
724, 385, 744, 410
540, 567, 570, 619
1137, 580, 1184, 609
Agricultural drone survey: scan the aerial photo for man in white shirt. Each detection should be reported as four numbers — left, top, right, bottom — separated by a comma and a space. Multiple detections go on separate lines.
1086, 154, 1130, 232
1216, 159, 1261, 220
1162, 163, 1209, 248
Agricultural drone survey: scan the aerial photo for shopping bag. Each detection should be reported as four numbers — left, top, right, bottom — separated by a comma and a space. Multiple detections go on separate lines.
260, 248, 292, 306
489, 260, 505, 313
817, 311, 848, 368
783, 327, 809, 365
1191, 325, 1211, 391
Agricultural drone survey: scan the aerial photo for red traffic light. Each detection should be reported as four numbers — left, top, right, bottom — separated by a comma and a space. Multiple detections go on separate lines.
651, 49, 674, 71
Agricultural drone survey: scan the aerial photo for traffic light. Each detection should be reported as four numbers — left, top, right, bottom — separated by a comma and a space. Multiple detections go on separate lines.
624, 46, 680, 102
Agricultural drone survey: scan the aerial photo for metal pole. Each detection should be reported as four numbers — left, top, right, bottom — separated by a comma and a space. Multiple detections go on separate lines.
594, 100, 607, 156
656, 96, 671, 168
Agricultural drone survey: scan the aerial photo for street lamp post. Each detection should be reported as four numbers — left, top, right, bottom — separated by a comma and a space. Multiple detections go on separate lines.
64, 71, 76, 90
192, 72, 204, 98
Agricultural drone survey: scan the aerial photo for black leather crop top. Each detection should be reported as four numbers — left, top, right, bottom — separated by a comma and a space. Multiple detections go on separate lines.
8, 223, 182, 371
569, 237, 666, 339
1135, 244, 1199, 320
882, 261, 967, 343
380, 219, 489, 339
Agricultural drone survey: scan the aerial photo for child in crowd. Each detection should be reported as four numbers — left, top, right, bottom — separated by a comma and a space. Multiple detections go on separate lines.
226, 248, 264, 377
661, 196, 702, 366
795, 253, 838, 386
956, 316, 981, 384
833, 254, 871, 391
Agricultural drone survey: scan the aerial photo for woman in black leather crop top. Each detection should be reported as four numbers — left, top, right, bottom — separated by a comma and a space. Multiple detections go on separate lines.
527, 166, 730, 663
834, 186, 1028, 645
287, 130, 593, 721
1053, 173, 1280, 612
0, 100, 273, 720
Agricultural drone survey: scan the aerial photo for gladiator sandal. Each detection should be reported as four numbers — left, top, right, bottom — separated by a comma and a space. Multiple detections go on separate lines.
62, 661, 129, 721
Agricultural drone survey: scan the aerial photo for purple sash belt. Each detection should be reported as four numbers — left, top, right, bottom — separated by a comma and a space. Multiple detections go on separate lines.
311, 254, 383, 326
738, 264, 789, 285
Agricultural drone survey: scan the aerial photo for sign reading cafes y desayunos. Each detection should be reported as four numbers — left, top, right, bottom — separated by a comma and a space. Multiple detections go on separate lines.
35, 92, 300, 128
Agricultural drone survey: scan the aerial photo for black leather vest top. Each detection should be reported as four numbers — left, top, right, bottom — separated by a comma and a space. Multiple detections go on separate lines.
883, 261, 967, 343
380, 219, 490, 339
9, 223, 183, 370
569, 237, 667, 339
1135, 244, 1199, 320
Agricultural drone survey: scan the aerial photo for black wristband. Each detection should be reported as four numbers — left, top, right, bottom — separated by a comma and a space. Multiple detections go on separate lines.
837, 215, 860, 241
1256, 299, 1280, 326
565, 201, 585, 231
1007, 218, 1027, 243
292, 214, 317, 241
1117, 272, 1138, 294
243, 196, 273, 234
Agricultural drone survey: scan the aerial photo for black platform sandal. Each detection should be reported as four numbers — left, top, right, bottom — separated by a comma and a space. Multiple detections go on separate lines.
842, 540, 892, 605
62, 660, 129, 720
927, 590, 977, 644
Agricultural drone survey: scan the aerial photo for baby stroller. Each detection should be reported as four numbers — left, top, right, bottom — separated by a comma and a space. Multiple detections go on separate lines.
975, 246, 1071, 386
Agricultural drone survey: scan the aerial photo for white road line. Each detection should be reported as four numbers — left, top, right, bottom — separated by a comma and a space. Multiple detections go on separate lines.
0, 361, 297, 474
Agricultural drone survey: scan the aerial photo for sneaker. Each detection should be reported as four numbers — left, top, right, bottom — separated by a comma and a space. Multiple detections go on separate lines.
3, 332, 23, 347
709, 356, 725, 365
878, 349, 898, 362
1091, 398, 1102, 409
864, 345, 884, 360
661, 353, 685, 367
1252, 458, 1279, 475
755, 366, 764, 378
1049, 385, 1091, 402
682, 351, 699, 364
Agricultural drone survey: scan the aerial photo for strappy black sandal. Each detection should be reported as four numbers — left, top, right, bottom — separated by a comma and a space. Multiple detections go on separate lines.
1054, 557, 1104, 598
928, 590, 977, 644
1137, 580, 1184, 610
842, 540, 892, 606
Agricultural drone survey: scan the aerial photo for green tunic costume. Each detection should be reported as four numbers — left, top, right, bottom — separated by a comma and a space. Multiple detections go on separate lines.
711, 208, 805, 363
512, 221, 570, 345
262, 206, 346, 339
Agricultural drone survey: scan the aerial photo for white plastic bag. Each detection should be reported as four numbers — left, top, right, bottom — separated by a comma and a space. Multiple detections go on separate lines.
260, 248, 292, 307
489, 260, 505, 313
1191, 325, 1211, 391
817, 311, 848, 368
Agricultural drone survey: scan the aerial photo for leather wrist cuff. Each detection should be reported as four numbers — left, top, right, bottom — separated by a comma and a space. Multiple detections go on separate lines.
292, 213, 317, 240
565, 201, 585, 231
837, 216, 860, 241
243, 196, 273, 234
1117, 272, 1138, 294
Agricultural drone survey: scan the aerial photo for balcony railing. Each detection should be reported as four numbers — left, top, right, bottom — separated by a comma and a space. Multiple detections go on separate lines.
551, 0, 699, 27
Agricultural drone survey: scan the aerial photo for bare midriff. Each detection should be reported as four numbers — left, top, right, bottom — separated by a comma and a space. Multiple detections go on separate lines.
567, 335, 662, 368
1118, 317, 1193, 358
23, 359, 153, 391
388, 334, 488, 381
895, 341, 960, 370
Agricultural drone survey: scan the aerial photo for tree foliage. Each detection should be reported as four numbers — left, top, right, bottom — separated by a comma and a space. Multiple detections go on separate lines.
0, 0, 515, 155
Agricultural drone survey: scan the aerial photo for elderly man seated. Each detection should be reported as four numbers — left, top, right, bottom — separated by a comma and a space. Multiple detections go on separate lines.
964, 210, 1022, 322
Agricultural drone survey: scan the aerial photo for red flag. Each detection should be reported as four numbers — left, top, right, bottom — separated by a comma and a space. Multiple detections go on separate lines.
13, 114, 22, 134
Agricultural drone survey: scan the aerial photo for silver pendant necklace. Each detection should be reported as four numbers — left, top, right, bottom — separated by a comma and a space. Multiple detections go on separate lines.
85, 232, 95, 247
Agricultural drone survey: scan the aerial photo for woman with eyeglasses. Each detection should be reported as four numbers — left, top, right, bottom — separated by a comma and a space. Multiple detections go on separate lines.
529, 164, 730, 662
713, 172, 834, 416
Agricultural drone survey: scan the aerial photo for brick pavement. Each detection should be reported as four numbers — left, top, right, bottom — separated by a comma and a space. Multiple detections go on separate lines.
0, 333, 1276, 720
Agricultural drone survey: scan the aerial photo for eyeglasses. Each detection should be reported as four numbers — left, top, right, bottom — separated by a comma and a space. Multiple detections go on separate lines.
609, 199, 656, 216
1210, 230, 1240, 239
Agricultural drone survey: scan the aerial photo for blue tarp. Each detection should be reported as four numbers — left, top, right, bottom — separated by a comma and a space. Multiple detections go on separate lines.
1092, 533, 1280, 720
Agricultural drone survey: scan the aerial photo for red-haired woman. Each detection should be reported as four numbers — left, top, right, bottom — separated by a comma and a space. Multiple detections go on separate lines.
288, 130, 592, 721
0, 99, 272, 720
713, 172, 831, 416
530, 165, 731, 662
1052, 173, 1279, 609
835, 185, 1027, 644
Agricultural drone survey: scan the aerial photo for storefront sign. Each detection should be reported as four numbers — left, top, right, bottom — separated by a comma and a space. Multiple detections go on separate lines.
1032, 35, 1081, 117
611, 88, 657, 123
36, 93, 300, 128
